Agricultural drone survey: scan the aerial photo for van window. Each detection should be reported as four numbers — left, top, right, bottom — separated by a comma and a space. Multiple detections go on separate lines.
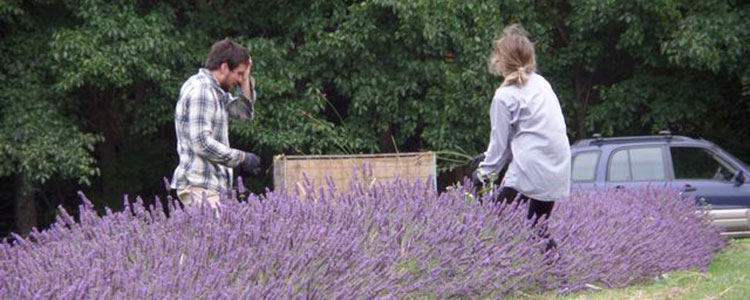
608, 147, 666, 181
572, 151, 600, 182
671, 147, 737, 181
609, 150, 630, 181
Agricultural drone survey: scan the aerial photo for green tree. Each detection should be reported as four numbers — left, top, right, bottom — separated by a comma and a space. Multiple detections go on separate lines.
1, 0, 748, 237
536, 0, 749, 155
48, 0, 192, 208
0, 1, 99, 234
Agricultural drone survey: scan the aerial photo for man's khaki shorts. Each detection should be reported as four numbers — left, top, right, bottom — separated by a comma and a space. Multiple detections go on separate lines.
177, 186, 222, 209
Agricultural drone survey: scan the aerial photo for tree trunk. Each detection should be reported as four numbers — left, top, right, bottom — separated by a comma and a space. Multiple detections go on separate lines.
377, 126, 396, 153
573, 74, 592, 140
88, 87, 123, 207
14, 173, 36, 235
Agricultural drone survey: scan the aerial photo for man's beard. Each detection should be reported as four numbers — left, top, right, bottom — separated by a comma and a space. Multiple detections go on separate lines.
220, 81, 233, 92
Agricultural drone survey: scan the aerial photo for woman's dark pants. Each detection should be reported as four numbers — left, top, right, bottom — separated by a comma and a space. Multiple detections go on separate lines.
495, 187, 557, 252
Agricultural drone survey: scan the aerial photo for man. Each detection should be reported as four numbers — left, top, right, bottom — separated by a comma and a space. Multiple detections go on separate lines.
170, 39, 261, 209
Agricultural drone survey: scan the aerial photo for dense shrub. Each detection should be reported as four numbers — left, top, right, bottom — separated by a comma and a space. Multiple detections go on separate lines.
0, 177, 726, 299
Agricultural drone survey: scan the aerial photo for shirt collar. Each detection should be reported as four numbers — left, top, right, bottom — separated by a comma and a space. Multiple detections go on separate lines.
199, 68, 227, 95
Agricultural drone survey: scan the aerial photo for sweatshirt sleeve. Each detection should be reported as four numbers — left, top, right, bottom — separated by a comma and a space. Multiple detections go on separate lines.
478, 92, 515, 175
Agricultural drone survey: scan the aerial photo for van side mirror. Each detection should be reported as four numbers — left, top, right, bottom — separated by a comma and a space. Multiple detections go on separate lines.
734, 170, 746, 187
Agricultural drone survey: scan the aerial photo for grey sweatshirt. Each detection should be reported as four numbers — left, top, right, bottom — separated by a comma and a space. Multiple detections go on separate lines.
478, 73, 571, 201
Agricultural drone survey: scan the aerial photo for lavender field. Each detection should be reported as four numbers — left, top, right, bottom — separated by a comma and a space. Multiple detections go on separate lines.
0, 177, 727, 299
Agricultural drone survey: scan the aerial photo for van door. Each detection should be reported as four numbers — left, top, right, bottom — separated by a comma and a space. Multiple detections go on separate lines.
605, 146, 670, 190
669, 146, 750, 209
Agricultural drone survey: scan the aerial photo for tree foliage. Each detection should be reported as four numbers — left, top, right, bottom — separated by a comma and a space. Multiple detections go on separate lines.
0, 2, 99, 185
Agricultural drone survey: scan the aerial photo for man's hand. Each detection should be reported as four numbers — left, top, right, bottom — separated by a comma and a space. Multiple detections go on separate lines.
241, 58, 254, 101
239, 152, 261, 176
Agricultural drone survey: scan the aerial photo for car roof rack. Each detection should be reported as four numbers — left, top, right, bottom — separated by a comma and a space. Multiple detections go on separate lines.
658, 129, 672, 139
574, 131, 693, 147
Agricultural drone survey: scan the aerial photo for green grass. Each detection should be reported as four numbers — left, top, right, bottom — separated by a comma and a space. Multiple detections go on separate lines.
511, 238, 750, 300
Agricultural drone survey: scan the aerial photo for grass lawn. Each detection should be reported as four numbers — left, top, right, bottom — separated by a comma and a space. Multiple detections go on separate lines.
514, 238, 750, 300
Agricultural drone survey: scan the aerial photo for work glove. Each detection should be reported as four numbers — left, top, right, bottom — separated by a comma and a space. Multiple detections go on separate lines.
471, 168, 488, 187
472, 167, 497, 189
239, 152, 261, 176
468, 154, 485, 174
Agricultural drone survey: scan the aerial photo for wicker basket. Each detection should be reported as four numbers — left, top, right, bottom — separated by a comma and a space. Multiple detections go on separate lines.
273, 152, 436, 193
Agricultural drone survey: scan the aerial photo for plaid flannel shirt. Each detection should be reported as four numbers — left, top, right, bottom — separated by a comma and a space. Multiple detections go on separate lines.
170, 68, 256, 193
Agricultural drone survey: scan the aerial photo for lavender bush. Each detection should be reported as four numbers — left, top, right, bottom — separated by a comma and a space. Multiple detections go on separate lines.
545, 187, 726, 293
0, 175, 726, 299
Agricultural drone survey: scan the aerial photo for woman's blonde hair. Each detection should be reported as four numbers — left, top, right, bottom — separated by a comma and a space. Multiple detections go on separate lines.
488, 24, 536, 87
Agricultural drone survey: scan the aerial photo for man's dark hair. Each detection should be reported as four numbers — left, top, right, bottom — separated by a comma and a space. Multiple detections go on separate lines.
205, 38, 250, 71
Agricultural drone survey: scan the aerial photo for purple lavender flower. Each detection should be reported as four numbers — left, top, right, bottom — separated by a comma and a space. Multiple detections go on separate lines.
0, 179, 726, 298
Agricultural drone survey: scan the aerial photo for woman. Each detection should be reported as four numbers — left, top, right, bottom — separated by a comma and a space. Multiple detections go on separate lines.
474, 24, 571, 249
